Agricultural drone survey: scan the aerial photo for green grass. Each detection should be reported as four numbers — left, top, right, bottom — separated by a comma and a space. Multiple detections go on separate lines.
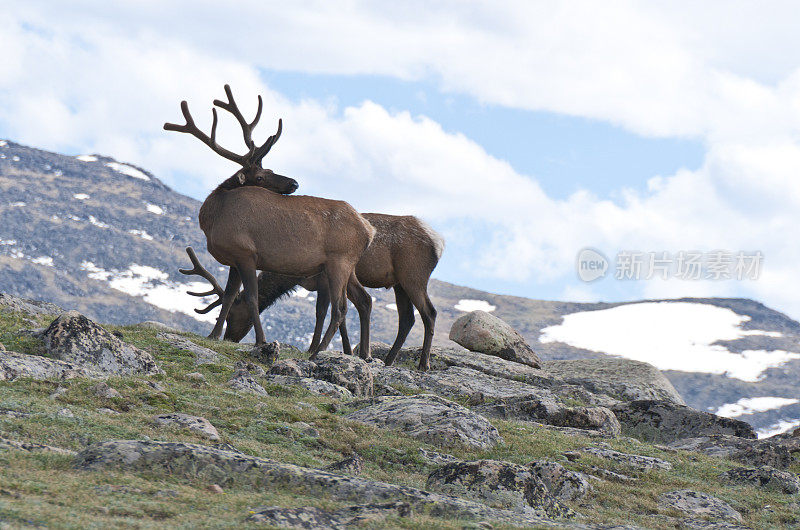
1, 308, 799, 528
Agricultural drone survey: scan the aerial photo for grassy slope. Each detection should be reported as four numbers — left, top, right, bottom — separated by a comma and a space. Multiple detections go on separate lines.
0, 308, 799, 529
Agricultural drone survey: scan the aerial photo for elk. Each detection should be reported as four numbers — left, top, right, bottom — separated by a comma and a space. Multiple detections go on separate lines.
165, 85, 375, 359
183, 212, 444, 371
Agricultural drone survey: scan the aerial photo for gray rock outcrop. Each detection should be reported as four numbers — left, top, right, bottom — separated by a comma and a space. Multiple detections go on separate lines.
346, 394, 501, 450
667, 435, 794, 470
449, 310, 541, 368
425, 459, 575, 518
566, 446, 673, 471
658, 490, 742, 522
152, 413, 220, 441
228, 369, 269, 396
157, 332, 220, 365
0, 350, 95, 381
612, 400, 755, 443
247, 502, 412, 528
43, 311, 161, 375
542, 358, 685, 405
719, 465, 800, 493
73, 440, 580, 528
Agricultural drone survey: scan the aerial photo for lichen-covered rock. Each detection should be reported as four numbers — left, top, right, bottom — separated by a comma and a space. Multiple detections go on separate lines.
264, 375, 352, 398
247, 502, 412, 528
612, 400, 755, 443
570, 446, 673, 471
425, 459, 574, 518
152, 413, 220, 440
250, 341, 280, 366
0, 350, 95, 381
477, 396, 621, 436
0, 293, 62, 317
43, 311, 161, 375
313, 352, 373, 397
228, 369, 268, 396
322, 453, 363, 475
719, 465, 800, 494
157, 332, 220, 365
658, 490, 742, 522
346, 395, 501, 450
528, 461, 592, 502
0, 436, 76, 456
542, 358, 685, 406
233, 360, 266, 377
268, 358, 317, 378
449, 311, 541, 368
667, 435, 794, 470
73, 440, 577, 528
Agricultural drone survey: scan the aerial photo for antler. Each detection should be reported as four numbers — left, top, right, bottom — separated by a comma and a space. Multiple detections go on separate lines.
164, 84, 283, 168
179, 247, 225, 314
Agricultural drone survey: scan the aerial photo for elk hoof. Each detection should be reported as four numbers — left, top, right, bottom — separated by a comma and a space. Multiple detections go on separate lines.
417, 362, 430, 372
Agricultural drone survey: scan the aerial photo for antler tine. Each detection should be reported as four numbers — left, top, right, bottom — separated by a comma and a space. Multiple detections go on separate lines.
252, 118, 283, 166
178, 247, 226, 314
164, 100, 249, 166
213, 84, 262, 155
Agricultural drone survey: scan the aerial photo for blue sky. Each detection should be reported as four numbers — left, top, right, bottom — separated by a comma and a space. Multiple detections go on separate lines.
4, 2, 800, 317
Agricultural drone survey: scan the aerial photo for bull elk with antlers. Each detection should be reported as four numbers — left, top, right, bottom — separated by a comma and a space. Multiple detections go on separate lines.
183, 212, 444, 370
165, 85, 375, 358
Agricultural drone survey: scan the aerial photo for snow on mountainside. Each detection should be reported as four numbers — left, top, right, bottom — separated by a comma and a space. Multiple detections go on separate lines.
2, 139, 800, 435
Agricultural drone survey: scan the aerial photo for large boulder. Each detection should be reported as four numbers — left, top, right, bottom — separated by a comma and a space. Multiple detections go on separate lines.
658, 490, 742, 522
667, 435, 795, 470
542, 358, 685, 405
477, 397, 622, 436
0, 293, 62, 317
527, 461, 591, 502
719, 465, 800, 494
346, 394, 501, 450
612, 400, 755, 443
264, 374, 352, 399
449, 311, 541, 368
74, 440, 574, 528
42, 311, 161, 375
425, 460, 574, 518
0, 350, 95, 381
311, 352, 373, 397
228, 369, 268, 396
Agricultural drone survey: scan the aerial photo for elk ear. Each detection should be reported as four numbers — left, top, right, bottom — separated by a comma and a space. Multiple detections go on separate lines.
237, 172, 246, 185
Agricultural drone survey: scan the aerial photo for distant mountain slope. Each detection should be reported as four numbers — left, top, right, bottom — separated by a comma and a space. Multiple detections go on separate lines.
2, 138, 799, 435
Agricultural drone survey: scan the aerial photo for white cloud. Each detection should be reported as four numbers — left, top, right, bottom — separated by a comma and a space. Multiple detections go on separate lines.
3, 3, 800, 318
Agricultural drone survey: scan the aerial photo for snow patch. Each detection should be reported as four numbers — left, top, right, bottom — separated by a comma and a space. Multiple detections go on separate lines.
67, 214, 81, 222
716, 397, 800, 418
75, 155, 97, 162
146, 203, 163, 215
31, 256, 54, 267
73, 193, 90, 200
455, 299, 497, 312
105, 161, 150, 181
11, 155, 20, 162
88, 216, 110, 229
0, 239, 17, 246
80, 261, 216, 323
0, 140, 6, 147
53, 169, 63, 177
128, 229, 154, 241
757, 419, 800, 439
292, 287, 311, 298
9, 202, 25, 207
540, 302, 800, 382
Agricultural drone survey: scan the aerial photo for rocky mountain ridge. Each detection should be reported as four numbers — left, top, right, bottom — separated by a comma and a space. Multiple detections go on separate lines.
2, 138, 800, 436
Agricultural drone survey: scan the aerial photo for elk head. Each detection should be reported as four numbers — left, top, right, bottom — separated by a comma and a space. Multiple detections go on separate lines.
163, 84, 298, 194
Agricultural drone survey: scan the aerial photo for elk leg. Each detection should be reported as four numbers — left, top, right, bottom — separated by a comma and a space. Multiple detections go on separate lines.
310, 262, 350, 358
407, 290, 437, 371
339, 319, 352, 356
239, 264, 265, 344
209, 267, 242, 340
384, 285, 415, 366
346, 273, 372, 361
307, 275, 329, 353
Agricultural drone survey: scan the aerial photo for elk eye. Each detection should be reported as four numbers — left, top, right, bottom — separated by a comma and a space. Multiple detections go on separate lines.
256, 176, 263, 182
